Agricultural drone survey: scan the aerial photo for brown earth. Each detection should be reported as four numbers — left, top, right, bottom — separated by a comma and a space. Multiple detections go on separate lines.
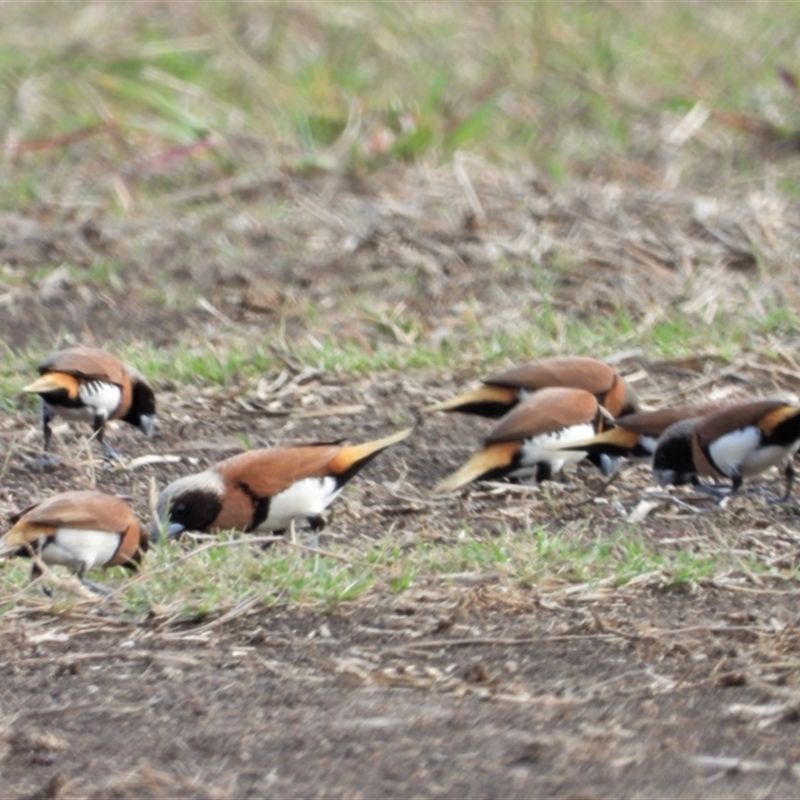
4, 167, 800, 798
3, 369, 800, 799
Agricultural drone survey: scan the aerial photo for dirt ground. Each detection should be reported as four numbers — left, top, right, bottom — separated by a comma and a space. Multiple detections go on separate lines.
3, 369, 800, 799
5, 584, 800, 800
4, 166, 800, 798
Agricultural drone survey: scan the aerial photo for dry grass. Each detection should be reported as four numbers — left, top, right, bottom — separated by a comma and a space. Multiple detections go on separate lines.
4, 4, 800, 797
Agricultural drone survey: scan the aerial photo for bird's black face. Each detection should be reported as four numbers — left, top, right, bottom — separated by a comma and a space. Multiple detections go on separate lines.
124, 380, 157, 435
653, 432, 693, 472
154, 490, 222, 542
652, 418, 699, 486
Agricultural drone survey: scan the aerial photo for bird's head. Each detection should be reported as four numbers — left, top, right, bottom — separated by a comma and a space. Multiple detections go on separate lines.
151, 471, 224, 543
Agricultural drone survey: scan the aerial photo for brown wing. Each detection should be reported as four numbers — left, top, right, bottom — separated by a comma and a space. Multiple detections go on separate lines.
12, 490, 138, 532
217, 445, 346, 498
486, 387, 599, 443
695, 400, 788, 446
485, 356, 616, 395
39, 347, 128, 386
4, 491, 143, 564
620, 403, 730, 437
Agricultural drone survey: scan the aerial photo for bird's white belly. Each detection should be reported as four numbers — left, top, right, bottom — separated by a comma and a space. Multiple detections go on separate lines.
255, 477, 341, 531
708, 427, 767, 477
517, 422, 595, 475
742, 444, 793, 476
43, 528, 121, 569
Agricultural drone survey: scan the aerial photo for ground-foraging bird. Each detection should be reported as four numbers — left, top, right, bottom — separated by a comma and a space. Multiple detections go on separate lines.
424, 356, 640, 419
551, 403, 730, 472
153, 427, 413, 542
652, 400, 800, 500
25, 346, 156, 462
432, 387, 613, 493
0, 490, 147, 594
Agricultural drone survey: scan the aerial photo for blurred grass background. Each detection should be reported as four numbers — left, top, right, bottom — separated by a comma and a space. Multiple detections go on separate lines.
3, 0, 800, 205
3, 1, 800, 392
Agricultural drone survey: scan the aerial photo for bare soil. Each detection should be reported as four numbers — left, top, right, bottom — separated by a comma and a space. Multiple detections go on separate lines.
4, 168, 800, 798
5, 585, 800, 800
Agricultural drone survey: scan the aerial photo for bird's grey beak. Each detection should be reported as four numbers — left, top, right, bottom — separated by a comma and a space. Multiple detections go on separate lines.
600, 454, 621, 477
653, 469, 675, 487
140, 414, 156, 438
150, 519, 185, 543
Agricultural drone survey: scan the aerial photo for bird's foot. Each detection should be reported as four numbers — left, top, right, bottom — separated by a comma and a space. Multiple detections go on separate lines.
692, 483, 734, 507
80, 577, 111, 596
38, 454, 61, 471
101, 443, 126, 463
767, 493, 800, 510
692, 484, 731, 499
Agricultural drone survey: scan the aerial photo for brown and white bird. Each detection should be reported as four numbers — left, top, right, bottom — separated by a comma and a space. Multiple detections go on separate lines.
432, 387, 612, 493
424, 356, 640, 419
0, 490, 147, 593
25, 346, 156, 461
652, 400, 800, 500
552, 403, 730, 472
153, 427, 413, 542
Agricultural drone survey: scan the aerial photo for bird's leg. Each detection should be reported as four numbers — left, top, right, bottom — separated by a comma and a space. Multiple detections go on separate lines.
42, 403, 52, 451
93, 414, 124, 462
781, 461, 795, 502
308, 515, 326, 533
692, 475, 737, 502
306, 515, 326, 551
766, 461, 797, 506
29, 559, 52, 598
288, 519, 297, 545
692, 483, 727, 497
709, 475, 741, 506
260, 531, 282, 551
76, 564, 110, 596
38, 403, 59, 470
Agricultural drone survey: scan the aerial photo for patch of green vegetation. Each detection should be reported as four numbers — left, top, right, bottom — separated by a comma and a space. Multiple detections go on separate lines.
521, 525, 721, 588
128, 537, 380, 616
125, 341, 279, 389
0, 512, 790, 624
0, 1, 798, 196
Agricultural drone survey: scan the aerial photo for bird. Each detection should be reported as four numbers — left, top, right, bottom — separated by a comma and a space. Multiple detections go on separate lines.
0, 490, 147, 594
652, 400, 800, 500
153, 427, 413, 542
432, 387, 613, 493
424, 356, 640, 419
24, 346, 156, 462
549, 403, 730, 473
